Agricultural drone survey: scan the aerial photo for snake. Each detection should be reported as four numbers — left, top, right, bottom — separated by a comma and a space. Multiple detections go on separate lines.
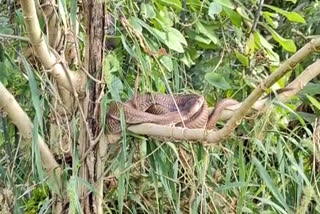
106, 93, 239, 133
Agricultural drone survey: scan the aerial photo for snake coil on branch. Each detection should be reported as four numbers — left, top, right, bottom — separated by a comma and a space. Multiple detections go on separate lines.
106, 93, 239, 134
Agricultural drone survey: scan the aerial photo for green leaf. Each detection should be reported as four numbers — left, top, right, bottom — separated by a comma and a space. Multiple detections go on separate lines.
156, 9, 174, 28
205, 72, 231, 90
300, 83, 320, 96
195, 21, 219, 44
22, 58, 43, 132
194, 34, 212, 44
306, 95, 320, 111
285, 0, 297, 3
136, 19, 166, 42
150, 27, 166, 41
264, 25, 296, 52
164, 27, 187, 53
245, 34, 255, 55
236, 7, 250, 20
130, 17, 143, 32
160, 56, 173, 72
121, 35, 136, 57
215, 0, 234, 9
141, 3, 156, 19
109, 75, 123, 102
57, 0, 67, 27
253, 157, 291, 212
103, 54, 123, 101
253, 32, 279, 62
263, 12, 279, 28
157, 0, 182, 10
264, 5, 305, 23
165, 37, 184, 53
187, 0, 201, 11
252, 197, 287, 214
235, 51, 249, 67
208, 2, 222, 18
223, 8, 242, 27
0, 27, 14, 34
70, 0, 77, 32
181, 48, 197, 67
167, 27, 187, 45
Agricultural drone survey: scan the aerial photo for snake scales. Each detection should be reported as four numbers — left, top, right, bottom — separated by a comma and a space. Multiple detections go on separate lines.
106, 93, 239, 133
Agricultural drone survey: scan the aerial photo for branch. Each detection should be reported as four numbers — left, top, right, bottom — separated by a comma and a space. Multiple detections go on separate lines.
0, 82, 61, 188
212, 38, 320, 143
250, 0, 264, 34
126, 38, 320, 144
127, 100, 266, 143
20, 0, 83, 92
278, 59, 320, 102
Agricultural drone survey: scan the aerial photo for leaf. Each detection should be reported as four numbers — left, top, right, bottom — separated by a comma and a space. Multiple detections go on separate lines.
121, 35, 136, 57
150, 27, 166, 41
245, 34, 255, 55
165, 36, 184, 53
236, 7, 250, 20
205, 72, 231, 90
181, 48, 197, 67
70, 0, 77, 32
264, 25, 296, 52
157, 0, 182, 10
22, 58, 43, 132
109, 75, 123, 101
264, 5, 305, 23
160, 55, 173, 72
306, 95, 320, 111
263, 12, 279, 28
130, 17, 143, 32
156, 9, 174, 28
223, 8, 242, 27
215, 0, 234, 9
168, 27, 187, 45
164, 27, 188, 53
57, 0, 67, 27
194, 34, 212, 44
235, 50, 249, 67
252, 197, 287, 214
300, 83, 320, 95
195, 21, 219, 44
253, 32, 279, 62
285, 0, 297, 3
136, 18, 166, 42
208, 2, 222, 18
141, 3, 156, 19
253, 157, 291, 212
103, 54, 123, 101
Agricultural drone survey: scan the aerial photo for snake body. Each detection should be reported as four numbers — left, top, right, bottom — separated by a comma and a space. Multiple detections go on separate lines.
107, 93, 238, 133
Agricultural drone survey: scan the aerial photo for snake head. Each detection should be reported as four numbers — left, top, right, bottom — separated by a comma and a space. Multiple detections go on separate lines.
184, 96, 205, 116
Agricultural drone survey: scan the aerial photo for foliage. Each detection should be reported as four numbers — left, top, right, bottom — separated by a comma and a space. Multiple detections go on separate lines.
1, 0, 320, 213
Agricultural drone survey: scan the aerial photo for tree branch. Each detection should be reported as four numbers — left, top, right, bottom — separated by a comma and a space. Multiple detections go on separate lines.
20, 0, 83, 92
0, 82, 61, 188
126, 38, 320, 144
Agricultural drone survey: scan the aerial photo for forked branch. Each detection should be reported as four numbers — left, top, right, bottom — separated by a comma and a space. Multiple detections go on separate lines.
20, 0, 83, 92
126, 38, 320, 144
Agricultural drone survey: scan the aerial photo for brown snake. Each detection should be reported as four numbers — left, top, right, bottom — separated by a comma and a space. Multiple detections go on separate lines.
106, 93, 239, 133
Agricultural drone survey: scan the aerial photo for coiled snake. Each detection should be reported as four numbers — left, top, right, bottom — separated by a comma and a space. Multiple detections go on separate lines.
106, 93, 239, 133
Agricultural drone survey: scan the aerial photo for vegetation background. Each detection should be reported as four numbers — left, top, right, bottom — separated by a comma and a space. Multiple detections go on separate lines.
1, 0, 320, 213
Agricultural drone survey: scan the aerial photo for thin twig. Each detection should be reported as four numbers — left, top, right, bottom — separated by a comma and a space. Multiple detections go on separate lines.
250, 0, 264, 34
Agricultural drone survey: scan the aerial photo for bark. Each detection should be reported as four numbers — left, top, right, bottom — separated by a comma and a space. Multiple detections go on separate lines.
78, 0, 105, 213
